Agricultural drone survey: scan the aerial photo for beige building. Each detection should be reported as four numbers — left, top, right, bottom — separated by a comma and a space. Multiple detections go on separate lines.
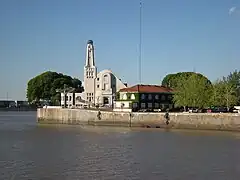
61, 40, 127, 108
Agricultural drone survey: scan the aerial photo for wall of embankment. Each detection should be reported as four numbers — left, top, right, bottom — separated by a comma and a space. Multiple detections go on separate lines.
37, 108, 240, 131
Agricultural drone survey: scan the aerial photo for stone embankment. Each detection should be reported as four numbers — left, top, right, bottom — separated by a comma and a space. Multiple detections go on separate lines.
37, 108, 240, 131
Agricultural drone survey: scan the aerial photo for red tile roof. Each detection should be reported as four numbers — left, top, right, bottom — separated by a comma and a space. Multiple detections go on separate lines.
119, 84, 173, 93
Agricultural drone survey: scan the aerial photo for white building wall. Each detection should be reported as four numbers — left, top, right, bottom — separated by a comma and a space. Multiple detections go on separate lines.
94, 69, 127, 106
113, 101, 132, 112
61, 93, 74, 108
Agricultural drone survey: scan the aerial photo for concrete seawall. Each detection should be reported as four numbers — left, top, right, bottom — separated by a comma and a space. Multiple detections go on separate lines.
37, 108, 240, 131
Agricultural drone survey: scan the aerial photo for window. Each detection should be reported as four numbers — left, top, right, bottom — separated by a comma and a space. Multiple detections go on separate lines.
148, 103, 152, 108
141, 94, 145, 100
154, 103, 159, 108
148, 94, 152, 100
76, 96, 81, 102
141, 103, 146, 108
97, 85, 99, 88
161, 95, 166, 101
69, 96, 72, 101
168, 95, 172, 100
123, 94, 127, 100
97, 78, 99, 81
130, 94, 135, 100
161, 104, 165, 109
155, 94, 159, 100
103, 74, 108, 83
132, 103, 138, 108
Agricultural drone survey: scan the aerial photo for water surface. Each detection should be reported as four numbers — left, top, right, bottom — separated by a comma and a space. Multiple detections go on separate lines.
0, 111, 239, 180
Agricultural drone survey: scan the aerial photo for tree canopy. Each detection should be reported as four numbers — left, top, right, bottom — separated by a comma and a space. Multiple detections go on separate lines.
172, 72, 212, 109
26, 71, 83, 105
211, 70, 240, 108
162, 70, 240, 110
161, 72, 211, 88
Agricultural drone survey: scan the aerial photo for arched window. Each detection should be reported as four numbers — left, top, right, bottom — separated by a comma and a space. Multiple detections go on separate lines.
155, 94, 159, 100
76, 96, 82, 102
131, 94, 135, 100
148, 94, 152, 100
123, 94, 127, 100
141, 94, 145, 100
103, 74, 108, 83
161, 95, 166, 101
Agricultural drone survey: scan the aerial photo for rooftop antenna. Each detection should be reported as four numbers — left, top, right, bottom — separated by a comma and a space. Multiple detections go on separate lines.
138, 0, 142, 85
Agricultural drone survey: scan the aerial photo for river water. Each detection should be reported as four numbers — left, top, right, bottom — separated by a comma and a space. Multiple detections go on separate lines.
0, 111, 240, 180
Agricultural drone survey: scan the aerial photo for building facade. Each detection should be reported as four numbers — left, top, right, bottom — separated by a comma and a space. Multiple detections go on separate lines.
61, 40, 127, 108
114, 84, 174, 112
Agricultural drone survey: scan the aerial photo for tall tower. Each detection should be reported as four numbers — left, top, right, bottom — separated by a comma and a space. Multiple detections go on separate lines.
83, 40, 97, 104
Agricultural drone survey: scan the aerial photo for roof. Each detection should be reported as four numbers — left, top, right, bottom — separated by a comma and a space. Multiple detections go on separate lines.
119, 84, 173, 93
87, 40, 93, 44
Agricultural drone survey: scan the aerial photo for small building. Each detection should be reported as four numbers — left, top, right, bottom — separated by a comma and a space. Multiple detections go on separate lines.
113, 84, 174, 112
61, 92, 87, 108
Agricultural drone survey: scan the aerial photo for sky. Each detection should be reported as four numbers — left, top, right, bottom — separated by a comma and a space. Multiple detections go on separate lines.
0, 0, 240, 100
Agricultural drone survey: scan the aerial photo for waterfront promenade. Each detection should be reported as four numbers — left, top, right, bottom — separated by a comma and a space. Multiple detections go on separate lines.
37, 108, 240, 132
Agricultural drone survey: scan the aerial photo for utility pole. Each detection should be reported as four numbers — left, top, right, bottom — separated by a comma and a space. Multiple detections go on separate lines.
139, 0, 142, 84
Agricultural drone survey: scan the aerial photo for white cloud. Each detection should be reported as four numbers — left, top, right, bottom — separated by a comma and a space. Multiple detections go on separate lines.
229, 7, 236, 15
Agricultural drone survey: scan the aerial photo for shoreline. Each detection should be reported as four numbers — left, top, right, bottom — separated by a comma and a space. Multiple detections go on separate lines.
37, 108, 240, 132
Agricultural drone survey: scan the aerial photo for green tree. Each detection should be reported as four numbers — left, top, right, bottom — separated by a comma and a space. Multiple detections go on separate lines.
211, 78, 238, 109
161, 72, 211, 88
172, 75, 189, 111
226, 70, 240, 105
26, 71, 83, 105
173, 73, 212, 110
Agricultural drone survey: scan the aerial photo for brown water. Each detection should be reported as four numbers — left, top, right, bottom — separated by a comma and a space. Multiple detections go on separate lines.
0, 111, 240, 180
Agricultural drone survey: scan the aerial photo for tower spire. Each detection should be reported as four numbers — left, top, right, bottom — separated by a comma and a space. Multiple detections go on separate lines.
85, 40, 95, 67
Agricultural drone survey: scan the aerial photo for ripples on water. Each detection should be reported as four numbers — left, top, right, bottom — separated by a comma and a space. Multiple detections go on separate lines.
0, 111, 240, 180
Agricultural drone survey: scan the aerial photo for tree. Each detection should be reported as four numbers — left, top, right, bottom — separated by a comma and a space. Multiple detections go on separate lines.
211, 78, 238, 109
26, 71, 83, 105
226, 70, 240, 105
172, 76, 189, 111
161, 72, 211, 88
173, 73, 212, 110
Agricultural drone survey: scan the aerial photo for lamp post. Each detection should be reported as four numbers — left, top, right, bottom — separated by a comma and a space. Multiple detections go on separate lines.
112, 93, 116, 109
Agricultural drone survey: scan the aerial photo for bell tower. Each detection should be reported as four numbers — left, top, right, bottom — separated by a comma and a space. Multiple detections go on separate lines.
83, 40, 97, 104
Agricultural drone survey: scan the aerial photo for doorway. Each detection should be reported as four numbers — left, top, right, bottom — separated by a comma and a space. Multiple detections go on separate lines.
103, 97, 109, 105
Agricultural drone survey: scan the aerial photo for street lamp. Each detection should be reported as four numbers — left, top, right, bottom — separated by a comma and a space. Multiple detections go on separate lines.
112, 93, 116, 109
